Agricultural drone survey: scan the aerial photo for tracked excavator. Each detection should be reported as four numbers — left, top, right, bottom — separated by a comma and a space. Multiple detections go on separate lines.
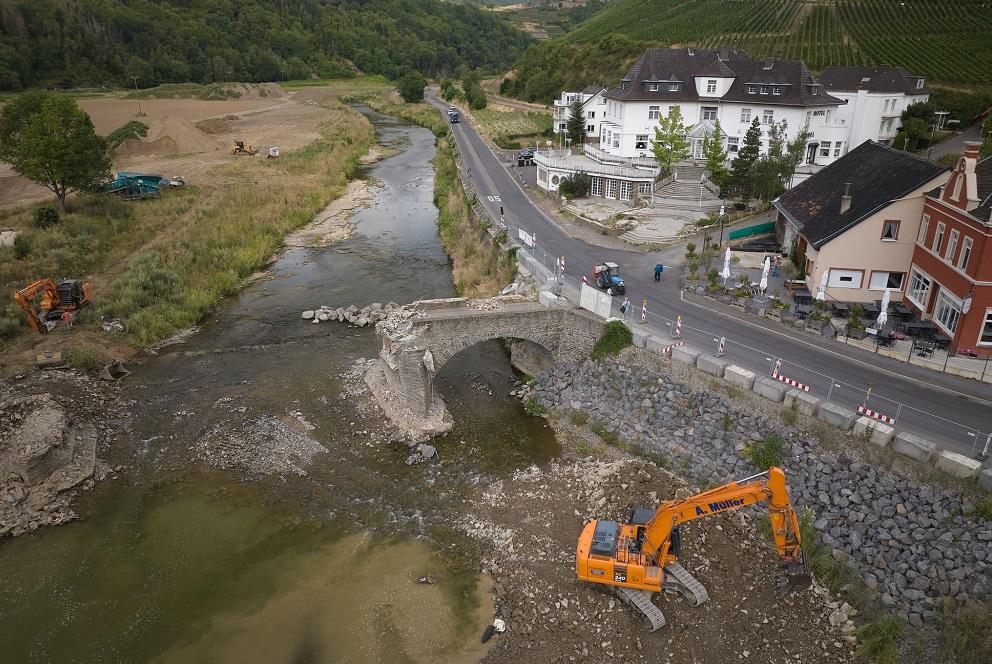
576, 467, 811, 630
13, 278, 92, 333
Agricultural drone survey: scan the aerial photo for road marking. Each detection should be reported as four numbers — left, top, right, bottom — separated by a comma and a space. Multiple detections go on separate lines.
680, 291, 992, 406
486, 195, 501, 203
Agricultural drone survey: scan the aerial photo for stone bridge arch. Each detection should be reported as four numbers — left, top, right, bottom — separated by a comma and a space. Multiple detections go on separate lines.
365, 296, 602, 436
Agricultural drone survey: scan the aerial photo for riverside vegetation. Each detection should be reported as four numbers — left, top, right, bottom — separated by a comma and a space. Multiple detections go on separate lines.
0, 96, 374, 357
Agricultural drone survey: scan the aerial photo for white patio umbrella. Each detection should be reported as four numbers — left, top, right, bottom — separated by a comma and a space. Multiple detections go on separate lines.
815, 270, 829, 302
759, 256, 771, 293
876, 288, 891, 328
721, 247, 731, 284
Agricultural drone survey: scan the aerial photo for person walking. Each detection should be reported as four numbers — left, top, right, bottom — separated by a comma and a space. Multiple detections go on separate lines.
654, 263, 663, 282
619, 297, 631, 320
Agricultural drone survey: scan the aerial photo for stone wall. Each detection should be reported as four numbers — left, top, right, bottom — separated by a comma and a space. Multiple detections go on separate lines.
531, 353, 992, 628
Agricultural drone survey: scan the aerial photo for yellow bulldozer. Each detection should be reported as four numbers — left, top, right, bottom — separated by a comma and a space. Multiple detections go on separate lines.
231, 140, 259, 156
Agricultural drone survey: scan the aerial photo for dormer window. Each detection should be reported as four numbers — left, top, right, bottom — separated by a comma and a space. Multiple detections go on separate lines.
747, 84, 757, 94
772, 85, 783, 95
706, 79, 717, 94
648, 83, 659, 91
916, 78, 925, 89
808, 84, 819, 96
668, 83, 679, 92
760, 85, 770, 95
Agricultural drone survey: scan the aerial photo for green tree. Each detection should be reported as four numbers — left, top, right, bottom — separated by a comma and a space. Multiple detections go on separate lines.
898, 117, 929, 152
0, 93, 110, 213
980, 115, 992, 158
565, 99, 586, 147
901, 100, 935, 124
731, 117, 762, 194
650, 106, 689, 175
398, 70, 426, 103
783, 126, 811, 188
463, 71, 487, 110
702, 118, 728, 187
750, 156, 787, 202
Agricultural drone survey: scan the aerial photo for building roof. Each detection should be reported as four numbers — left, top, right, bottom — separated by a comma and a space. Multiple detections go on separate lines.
773, 141, 947, 249
820, 66, 929, 95
604, 47, 841, 107
581, 84, 604, 95
974, 155, 992, 222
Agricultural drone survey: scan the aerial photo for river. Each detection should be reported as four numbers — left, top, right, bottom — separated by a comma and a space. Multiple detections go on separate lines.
0, 108, 558, 663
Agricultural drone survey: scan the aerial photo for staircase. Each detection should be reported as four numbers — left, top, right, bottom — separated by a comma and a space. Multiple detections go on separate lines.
652, 162, 723, 212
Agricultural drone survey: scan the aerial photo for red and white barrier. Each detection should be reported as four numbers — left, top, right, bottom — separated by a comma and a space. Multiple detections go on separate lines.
717, 336, 726, 357
771, 371, 811, 392
641, 299, 647, 322
857, 405, 895, 425
674, 315, 682, 339
582, 275, 588, 285
660, 341, 684, 355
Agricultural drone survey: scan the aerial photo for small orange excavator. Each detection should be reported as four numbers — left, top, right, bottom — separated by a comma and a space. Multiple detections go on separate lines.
576, 467, 811, 630
13, 278, 92, 334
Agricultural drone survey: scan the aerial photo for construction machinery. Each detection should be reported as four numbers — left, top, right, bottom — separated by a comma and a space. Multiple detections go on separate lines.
13, 278, 92, 334
232, 140, 258, 156
105, 171, 162, 199
576, 467, 811, 630
593, 261, 625, 295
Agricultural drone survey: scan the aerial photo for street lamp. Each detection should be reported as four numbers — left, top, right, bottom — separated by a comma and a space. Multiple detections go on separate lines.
927, 110, 950, 161
718, 205, 726, 247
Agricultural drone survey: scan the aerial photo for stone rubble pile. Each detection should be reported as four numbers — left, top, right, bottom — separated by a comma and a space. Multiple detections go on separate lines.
530, 357, 992, 628
301, 301, 403, 327
192, 415, 327, 478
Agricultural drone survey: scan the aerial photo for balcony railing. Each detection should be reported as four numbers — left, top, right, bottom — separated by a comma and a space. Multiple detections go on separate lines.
583, 144, 659, 169
534, 150, 658, 179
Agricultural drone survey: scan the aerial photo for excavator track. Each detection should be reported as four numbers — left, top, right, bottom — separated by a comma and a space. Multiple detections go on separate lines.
613, 586, 666, 631
663, 563, 710, 606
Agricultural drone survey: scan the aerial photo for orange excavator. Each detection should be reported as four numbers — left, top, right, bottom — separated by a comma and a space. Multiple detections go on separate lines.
13, 278, 92, 334
576, 467, 811, 630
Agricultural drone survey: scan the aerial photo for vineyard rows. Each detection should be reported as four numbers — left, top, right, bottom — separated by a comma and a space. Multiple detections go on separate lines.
565, 0, 990, 85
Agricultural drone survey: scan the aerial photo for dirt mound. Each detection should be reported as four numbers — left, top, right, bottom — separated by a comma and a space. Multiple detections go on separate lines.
116, 114, 225, 157
221, 82, 287, 99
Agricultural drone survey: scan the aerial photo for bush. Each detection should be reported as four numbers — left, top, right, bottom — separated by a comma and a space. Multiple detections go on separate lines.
523, 397, 547, 416
591, 320, 633, 359
938, 599, 992, 664
590, 420, 619, 446
105, 120, 149, 148
66, 346, 103, 373
570, 410, 588, 425
13, 234, 30, 259
32, 205, 60, 229
557, 171, 591, 199
397, 70, 426, 103
0, 314, 20, 339
744, 433, 784, 469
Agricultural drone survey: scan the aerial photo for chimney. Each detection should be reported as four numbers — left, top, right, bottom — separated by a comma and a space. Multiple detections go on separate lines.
840, 183, 852, 214
963, 141, 981, 209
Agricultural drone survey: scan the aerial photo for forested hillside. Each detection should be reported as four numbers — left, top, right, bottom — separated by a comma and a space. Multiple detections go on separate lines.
0, 0, 531, 91
505, 0, 990, 103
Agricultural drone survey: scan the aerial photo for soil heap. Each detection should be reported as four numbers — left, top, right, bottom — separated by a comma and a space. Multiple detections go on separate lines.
116, 114, 225, 157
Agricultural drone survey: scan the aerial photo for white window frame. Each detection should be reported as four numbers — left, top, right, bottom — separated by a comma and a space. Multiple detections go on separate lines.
945, 229, 959, 262
906, 268, 932, 309
918, 214, 929, 243
819, 141, 832, 158
637, 181, 652, 194
772, 85, 783, 95
727, 137, 740, 153
590, 177, 603, 197
668, 83, 679, 92
917, 79, 925, 89
706, 79, 717, 94
619, 180, 632, 201
868, 271, 905, 291
702, 106, 718, 121
760, 85, 770, 95
881, 220, 899, 241
932, 222, 945, 253
649, 83, 659, 91
762, 109, 774, 124
747, 84, 757, 94
604, 179, 617, 199
648, 105, 660, 120
586, 124, 595, 133
934, 289, 962, 334
740, 108, 752, 123
959, 237, 973, 271
827, 269, 863, 289
834, 142, 843, 157
979, 308, 992, 346
587, 111, 595, 119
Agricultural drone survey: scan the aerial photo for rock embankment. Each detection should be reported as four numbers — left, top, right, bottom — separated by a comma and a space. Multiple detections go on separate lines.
530, 355, 991, 628
301, 301, 404, 327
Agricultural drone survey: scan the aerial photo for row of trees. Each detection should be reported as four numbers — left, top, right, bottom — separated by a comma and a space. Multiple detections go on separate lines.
649, 107, 809, 201
439, 72, 488, 110
0, 0, 531, 91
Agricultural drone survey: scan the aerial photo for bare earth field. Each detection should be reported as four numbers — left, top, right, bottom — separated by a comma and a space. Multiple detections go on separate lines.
0, 88, 332, 209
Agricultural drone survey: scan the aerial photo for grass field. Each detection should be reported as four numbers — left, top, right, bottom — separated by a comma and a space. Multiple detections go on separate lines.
560, 0, 990, 85
470, 107, 552, 148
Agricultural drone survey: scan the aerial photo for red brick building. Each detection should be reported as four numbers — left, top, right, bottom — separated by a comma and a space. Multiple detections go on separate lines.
905, 142, 992, 355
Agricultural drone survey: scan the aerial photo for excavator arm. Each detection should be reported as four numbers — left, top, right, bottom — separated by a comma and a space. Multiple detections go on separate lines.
13, 279, 58, 334
641, 467, 804, 568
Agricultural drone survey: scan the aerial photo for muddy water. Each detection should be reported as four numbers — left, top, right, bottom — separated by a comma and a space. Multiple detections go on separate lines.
0, 109, 557, 662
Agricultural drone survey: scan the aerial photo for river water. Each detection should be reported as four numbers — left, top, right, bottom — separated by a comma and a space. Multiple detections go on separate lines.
0, 109, 558, 663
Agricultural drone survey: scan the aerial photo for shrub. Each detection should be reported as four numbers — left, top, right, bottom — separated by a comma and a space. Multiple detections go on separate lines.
590, 420, 619, 447
557, 171, 591, 198
32, 205, 60, 229
706, 267, 720, 286
685, 242, 696, 257
66, 347, 103, 373
13, 234, 30, 259
591, 320, 633, 359
743, 433, 784, 469
976, 497, 992, 522
570, 410, 589, 425
938, 599, 992, 664
0, 314, 20, 339
105, 120, 149, 148
523, 397, 547, 416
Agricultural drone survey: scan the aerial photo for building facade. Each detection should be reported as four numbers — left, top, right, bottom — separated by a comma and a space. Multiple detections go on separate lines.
774, 141, 948, 304
905, 143, 992, 355
820, 66, 930, 148
552, 85, 607, 140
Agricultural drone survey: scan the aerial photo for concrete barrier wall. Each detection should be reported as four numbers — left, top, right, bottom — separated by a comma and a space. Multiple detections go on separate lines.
696, 355, 729, 377
892, 432, 937, 463
724, 365, 756, 390
784, 389, 821, 417
854, 416, 894, 447
752, 376, 787, 402
672, 346, 701, 365
816, 402, 857, 431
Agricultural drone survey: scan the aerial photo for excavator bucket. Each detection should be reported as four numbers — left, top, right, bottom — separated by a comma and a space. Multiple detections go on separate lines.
782, 551, 812, 590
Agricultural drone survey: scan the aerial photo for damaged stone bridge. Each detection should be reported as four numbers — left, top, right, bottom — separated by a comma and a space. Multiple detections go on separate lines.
365, 296, 604, 436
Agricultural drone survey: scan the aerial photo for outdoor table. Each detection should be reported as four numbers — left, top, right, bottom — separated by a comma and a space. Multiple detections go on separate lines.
931, 334, 951, 351
915, 341, 935, 358
903, 321, 936, 337
891, 302, 913, 320
832, 302, 850, 317
863, 304, 881, 318
877, 334, 896, 347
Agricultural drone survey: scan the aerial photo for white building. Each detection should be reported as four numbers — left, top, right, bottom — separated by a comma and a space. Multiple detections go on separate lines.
552, 84, 607, 140
820, 66, 931, 148
597, 48, 849, 168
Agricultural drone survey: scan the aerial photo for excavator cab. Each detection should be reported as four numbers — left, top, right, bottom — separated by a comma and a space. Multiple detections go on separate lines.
13, 278, 92, 334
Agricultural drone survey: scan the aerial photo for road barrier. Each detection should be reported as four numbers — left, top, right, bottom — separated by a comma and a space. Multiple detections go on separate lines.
771, 371, 811, 392
857, 405, 896, 425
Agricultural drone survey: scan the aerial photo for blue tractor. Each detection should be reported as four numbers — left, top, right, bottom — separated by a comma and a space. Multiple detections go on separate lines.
594, 261, 625, 296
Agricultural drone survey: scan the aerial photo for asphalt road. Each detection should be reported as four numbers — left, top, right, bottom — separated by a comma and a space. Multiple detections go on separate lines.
428, 95, 992, 460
